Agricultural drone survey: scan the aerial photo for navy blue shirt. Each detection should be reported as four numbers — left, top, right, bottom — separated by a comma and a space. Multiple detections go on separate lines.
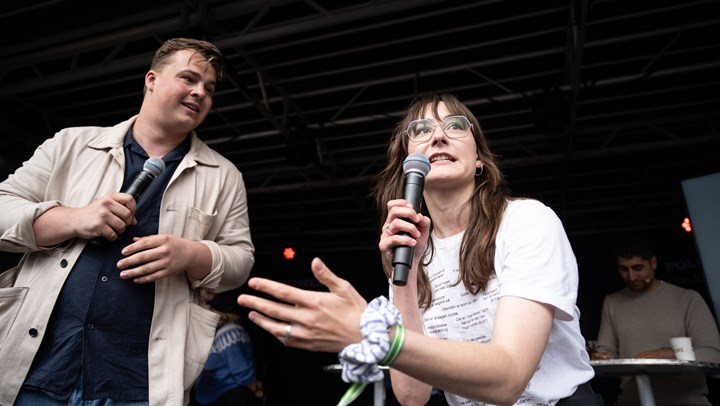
24, 130, 190, 401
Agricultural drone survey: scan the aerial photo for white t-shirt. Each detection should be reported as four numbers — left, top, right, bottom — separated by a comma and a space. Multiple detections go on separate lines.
419, 199, 594, 406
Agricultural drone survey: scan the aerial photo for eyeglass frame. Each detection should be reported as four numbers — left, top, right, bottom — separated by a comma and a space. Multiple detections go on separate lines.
404, 115, 474, 143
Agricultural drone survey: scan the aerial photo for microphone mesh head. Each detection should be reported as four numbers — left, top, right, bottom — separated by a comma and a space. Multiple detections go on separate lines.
403, 153, 431, 176
144, 157, 166, 177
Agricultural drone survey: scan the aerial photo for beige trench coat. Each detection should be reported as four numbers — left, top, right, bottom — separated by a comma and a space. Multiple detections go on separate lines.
0, 116, 254, 406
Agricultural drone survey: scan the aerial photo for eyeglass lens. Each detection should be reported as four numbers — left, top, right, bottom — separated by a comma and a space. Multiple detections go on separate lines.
407, 116, 471, 141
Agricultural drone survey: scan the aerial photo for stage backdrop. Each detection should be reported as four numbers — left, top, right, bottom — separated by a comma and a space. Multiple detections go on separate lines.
682, 171, 720, 324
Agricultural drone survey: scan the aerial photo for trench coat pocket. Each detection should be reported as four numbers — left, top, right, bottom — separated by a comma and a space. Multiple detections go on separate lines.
183, 301, 221, 389
0, 284, 28, 345
185, 206, 218, 241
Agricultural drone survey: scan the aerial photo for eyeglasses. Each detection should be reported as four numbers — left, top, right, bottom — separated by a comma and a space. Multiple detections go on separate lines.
405, 115, 473, 143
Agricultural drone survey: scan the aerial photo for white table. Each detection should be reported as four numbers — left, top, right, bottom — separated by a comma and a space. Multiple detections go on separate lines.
590, 359, 720, 406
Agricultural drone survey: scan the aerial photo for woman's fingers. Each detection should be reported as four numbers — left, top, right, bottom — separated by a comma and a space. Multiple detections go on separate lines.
238, 288, 297, 321
310, 258, 356, 297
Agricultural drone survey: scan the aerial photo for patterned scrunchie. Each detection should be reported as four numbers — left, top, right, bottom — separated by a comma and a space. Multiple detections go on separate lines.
339, 295, 403, 383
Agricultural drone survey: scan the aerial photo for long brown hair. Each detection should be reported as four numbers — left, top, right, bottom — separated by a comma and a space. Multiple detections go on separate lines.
373, 94, 512, 309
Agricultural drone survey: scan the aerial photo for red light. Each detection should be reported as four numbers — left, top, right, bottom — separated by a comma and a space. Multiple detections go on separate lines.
681, 217, 692, 232
283, 247, 296, 260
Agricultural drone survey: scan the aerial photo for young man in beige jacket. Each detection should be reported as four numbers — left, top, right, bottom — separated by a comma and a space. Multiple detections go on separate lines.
0, 38, 254, 406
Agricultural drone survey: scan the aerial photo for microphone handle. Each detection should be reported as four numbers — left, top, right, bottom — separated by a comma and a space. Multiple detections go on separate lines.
89, 170, 156, 245
392, 243, 413, 286
391, 171, 426, 286
124, 170, 156, 201
402, 171, 425, 210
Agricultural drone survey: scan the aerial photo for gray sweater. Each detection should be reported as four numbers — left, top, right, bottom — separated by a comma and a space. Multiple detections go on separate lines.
596, 281, 720, 405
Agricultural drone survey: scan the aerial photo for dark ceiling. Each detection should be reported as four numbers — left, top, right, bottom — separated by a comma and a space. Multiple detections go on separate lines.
1, 0, 719, 260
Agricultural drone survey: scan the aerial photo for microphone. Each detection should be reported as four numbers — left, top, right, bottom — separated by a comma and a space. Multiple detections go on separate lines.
124, 157, 166, 201
391, 153, 431, 286
90, 157, 165, 244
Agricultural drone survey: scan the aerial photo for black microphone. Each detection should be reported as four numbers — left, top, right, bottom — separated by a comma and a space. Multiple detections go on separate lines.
124, 157, 166, 201
90, 157, 165, 244
391, 153, 431, 286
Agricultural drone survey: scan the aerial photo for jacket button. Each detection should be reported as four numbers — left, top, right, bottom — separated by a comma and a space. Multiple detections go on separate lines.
60, 259, 68, 268
29, 328, 38, 337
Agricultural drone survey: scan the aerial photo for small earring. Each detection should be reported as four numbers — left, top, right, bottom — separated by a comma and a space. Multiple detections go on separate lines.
475, 166, 484, 177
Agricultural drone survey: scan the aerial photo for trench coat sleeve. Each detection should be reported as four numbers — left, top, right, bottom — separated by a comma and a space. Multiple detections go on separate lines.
0, 134, 69, 252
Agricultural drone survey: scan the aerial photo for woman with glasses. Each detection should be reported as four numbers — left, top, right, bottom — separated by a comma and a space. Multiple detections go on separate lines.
238, 94, 601, 406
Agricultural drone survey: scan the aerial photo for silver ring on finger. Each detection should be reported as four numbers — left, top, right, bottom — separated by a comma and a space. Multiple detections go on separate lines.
385, 225, 391, 234
284, 323, 293, 339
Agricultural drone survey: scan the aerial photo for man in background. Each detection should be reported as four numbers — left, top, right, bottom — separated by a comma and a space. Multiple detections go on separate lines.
592, 236, 720, 405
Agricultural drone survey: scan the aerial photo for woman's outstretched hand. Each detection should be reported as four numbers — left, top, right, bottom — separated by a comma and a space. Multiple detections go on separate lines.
237, 257, 367, 352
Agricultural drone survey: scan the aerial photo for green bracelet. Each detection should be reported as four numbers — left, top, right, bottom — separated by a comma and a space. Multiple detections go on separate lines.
380, 324, 405, 366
